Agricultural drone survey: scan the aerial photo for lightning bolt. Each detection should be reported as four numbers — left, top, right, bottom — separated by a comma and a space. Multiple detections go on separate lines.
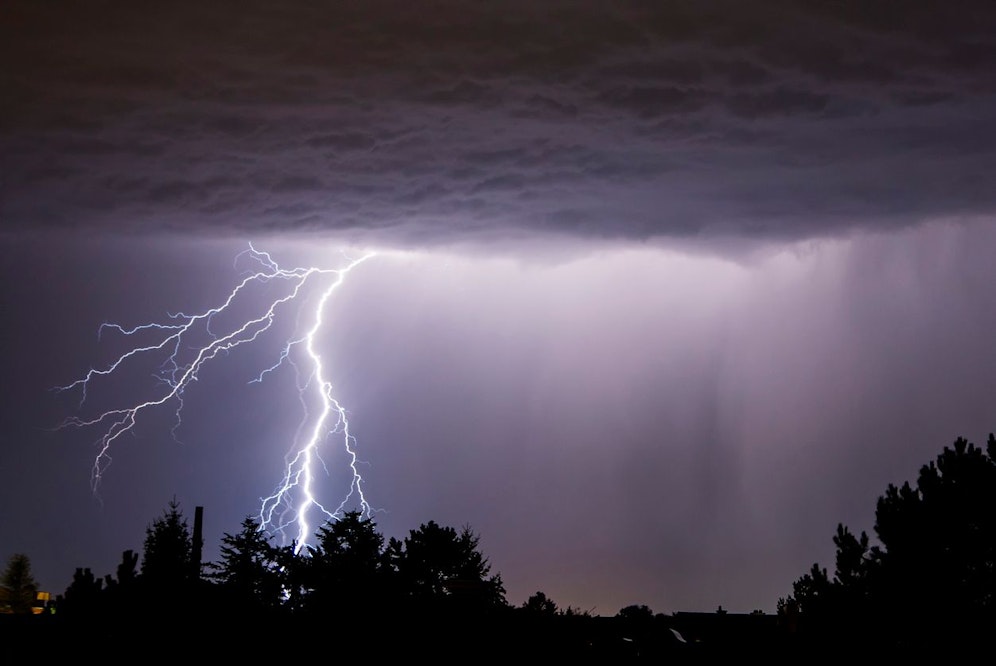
55, 243, 378, 549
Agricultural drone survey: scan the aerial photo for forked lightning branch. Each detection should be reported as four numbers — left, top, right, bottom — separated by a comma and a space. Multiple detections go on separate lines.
55, 244, 377, 550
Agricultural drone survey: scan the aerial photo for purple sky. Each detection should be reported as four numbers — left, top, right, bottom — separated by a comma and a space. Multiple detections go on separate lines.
2, 1, 996, 615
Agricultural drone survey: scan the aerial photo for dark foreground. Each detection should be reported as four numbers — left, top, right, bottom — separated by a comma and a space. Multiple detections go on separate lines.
2, 609, 979, 662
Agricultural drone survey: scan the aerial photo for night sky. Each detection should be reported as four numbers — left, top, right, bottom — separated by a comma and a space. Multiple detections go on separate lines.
2, 1, 996, 615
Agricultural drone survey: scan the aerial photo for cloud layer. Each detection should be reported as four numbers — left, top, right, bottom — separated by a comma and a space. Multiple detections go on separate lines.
3, 1, 995, 246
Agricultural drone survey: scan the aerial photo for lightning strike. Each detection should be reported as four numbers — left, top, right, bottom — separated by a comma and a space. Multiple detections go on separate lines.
56, 244, 378, 549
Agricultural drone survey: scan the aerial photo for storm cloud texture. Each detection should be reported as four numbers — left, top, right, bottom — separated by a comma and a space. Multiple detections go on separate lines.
2, 1, 996, 615
4, 0, 995, 246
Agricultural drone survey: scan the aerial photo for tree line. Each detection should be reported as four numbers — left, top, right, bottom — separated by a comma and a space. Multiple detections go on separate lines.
4, 432, 995, 656
3, 506, 620, 658
779, 434, 996, 652
51, 506, 508, 623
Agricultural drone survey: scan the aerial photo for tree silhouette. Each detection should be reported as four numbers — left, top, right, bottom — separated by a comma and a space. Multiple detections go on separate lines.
271, 543, 309, 614
1, 553, 39, 614
46, 498, 528, 652
140, 497, 196, 613
391, 520, 506, 610
617, 603, 655, 621
208, 516, 282, 611
101, 549, 140, 610
873, 434, 996, 644
522, 590, 559, 616
782, 433, 996, 649
305, 510, 389, 617
521, 589, 593, 618
59, 566, 104, 618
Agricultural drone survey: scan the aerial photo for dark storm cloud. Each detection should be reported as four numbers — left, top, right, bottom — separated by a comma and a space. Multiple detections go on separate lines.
2, 0, 995, 244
